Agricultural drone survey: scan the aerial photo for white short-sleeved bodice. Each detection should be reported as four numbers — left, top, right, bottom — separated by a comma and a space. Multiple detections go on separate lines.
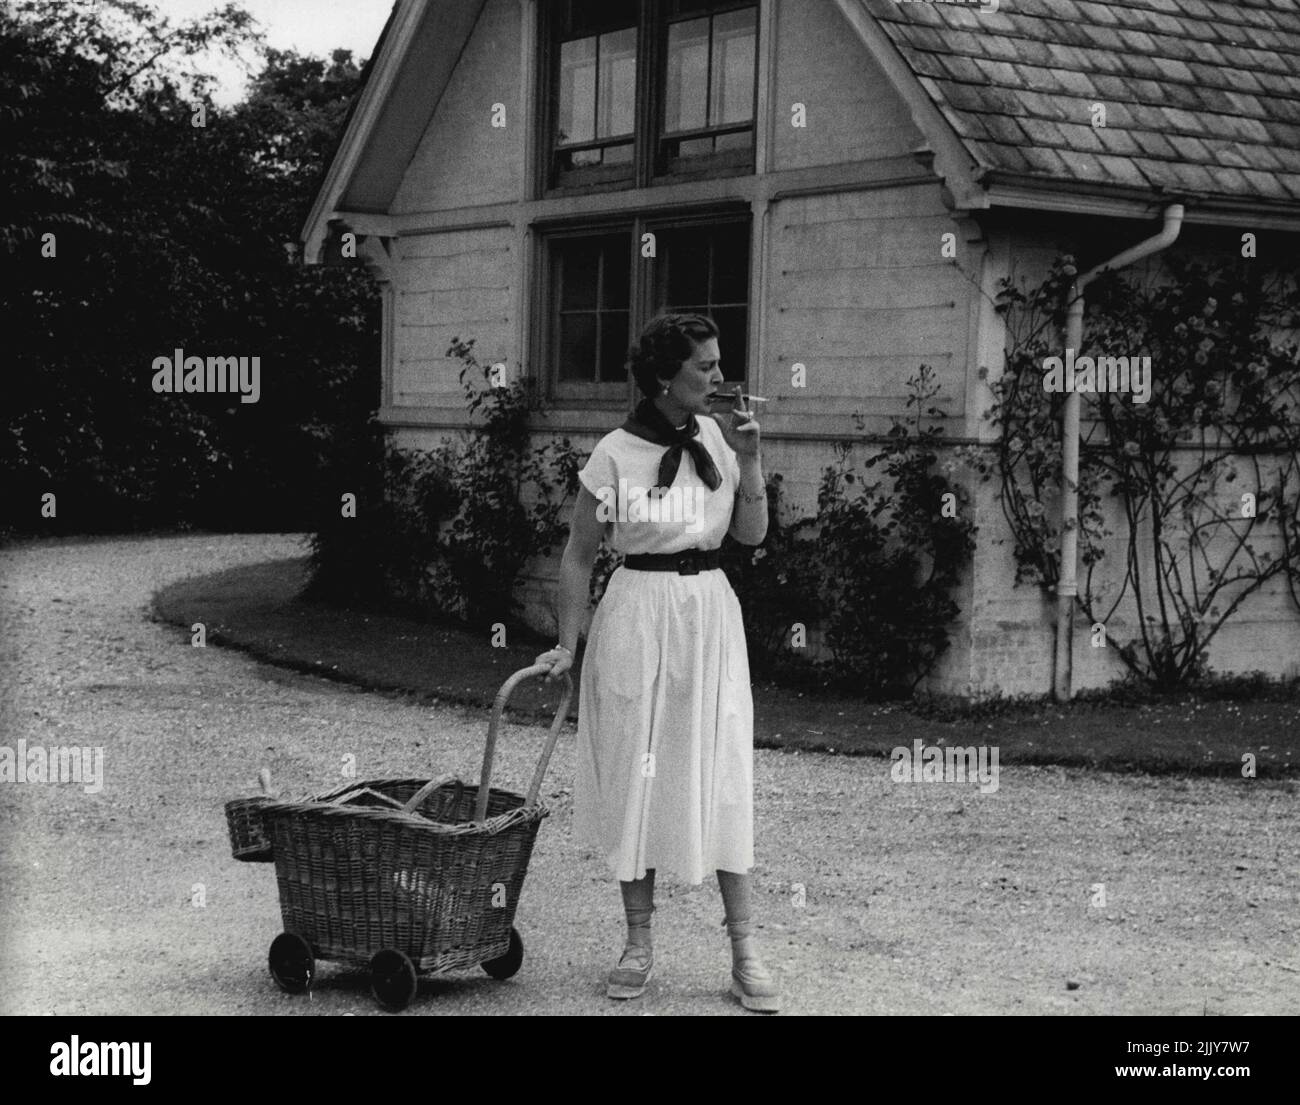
577, 415, 740, 554
573, 413, 755, 885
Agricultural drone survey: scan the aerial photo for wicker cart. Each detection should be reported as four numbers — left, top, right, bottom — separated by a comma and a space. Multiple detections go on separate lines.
253, 664, 572, 1011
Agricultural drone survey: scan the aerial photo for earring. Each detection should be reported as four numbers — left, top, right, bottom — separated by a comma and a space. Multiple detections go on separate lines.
661, 384, 670, 395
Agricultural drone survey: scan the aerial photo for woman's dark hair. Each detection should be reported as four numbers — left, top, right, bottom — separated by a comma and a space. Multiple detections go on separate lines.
627, 313, 719, 398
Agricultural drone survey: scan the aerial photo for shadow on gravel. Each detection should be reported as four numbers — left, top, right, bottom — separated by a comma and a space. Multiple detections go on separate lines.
152, 556, 1300, 779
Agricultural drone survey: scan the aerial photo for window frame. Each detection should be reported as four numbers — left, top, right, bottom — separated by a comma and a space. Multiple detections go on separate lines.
544, 221, 638, 403
651, 0, 761, 181
536, 0, 759, 198
644, 210, 752, 380
534, 205, 753, 408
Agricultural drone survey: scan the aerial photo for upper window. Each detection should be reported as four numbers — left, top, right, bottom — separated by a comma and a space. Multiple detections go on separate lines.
660, 4, 757, 170
554, 0, 639, 178
541, 0, 759, 192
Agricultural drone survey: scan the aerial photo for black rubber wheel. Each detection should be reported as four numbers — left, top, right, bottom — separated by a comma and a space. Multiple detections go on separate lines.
481, 927, 524, 980
370, 949, 419, 1012
268, 932, 314, 994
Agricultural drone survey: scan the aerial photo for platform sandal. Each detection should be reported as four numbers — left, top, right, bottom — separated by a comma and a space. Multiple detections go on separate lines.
726, 918, 780, 1013
606, 905, 654, 999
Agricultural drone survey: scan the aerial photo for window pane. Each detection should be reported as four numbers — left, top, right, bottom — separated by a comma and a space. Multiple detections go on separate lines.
711, 306, 747, 381
602, 237, 630, 307
603, 141, 634, 164
651, 221, 751, 382
560, 240, 601, 309
559, 313, 597, 382
713, 129, 752, 151
552, 233, 632, 387
597, 28, 636, 138
599, 313, 630, 382
711, 223, 749, 304
558, 37, 596, 145
564, 147, 602, 168
664, 17, 709, 133
711, 9, 756, 126
662, 229, 710, 307
668, 136, 714, 159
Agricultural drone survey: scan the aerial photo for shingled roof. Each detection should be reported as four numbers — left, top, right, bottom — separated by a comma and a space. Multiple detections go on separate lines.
863, 0, 1300, 209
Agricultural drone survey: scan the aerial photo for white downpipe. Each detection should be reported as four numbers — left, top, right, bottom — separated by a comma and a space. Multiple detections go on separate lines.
1053, 204, 1185, 702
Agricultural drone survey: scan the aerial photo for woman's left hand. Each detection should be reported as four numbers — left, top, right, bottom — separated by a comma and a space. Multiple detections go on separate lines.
711, 386, 760, 457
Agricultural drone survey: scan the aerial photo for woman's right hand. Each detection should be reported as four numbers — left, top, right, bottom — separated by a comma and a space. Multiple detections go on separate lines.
534, 647, 573, 681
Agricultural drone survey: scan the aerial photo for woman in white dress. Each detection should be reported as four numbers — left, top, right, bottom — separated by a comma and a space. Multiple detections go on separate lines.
534, 313, 779, 1012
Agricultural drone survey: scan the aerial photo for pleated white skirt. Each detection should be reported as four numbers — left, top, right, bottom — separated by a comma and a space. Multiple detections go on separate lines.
574, 565, 754, 884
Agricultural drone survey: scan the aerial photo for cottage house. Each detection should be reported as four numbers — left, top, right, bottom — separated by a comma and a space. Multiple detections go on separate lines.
303, 0, 1300, 697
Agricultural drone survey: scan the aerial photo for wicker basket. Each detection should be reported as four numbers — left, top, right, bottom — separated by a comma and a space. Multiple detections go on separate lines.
225, 795, 275, 862
263, 777, 548, 973
226, 773, 413, 863
258, 665, 573, 977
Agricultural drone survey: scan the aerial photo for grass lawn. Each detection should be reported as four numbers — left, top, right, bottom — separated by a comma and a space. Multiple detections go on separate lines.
151, 556, 1300, 778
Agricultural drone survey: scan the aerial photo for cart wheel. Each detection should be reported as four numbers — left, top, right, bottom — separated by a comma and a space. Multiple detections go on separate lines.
370, 949, 418, 1012
482, 927, 524, 980
268, 932, 314, 994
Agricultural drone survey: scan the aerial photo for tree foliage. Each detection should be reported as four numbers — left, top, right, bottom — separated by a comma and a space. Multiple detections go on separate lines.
2, 0, 379, 535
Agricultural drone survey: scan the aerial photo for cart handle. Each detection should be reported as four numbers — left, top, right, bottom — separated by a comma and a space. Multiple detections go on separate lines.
475, 665, 574, 821
399, 773, 465, 815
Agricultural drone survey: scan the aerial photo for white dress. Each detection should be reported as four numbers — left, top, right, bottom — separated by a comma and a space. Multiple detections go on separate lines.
574, 414, 755, 884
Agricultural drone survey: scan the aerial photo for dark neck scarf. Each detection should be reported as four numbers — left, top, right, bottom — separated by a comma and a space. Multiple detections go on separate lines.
620, 397, 722, 493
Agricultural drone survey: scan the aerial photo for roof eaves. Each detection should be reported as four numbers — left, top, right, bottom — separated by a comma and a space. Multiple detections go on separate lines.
301, 0, 427, 260
299, 1, 400, 242
982, 171, 1300, 231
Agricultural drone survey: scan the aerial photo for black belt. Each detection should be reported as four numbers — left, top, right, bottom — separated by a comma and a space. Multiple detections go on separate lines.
623, 549, 722, 575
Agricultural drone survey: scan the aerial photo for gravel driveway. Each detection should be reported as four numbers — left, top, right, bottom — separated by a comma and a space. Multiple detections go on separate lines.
0, 533, 1296, 1015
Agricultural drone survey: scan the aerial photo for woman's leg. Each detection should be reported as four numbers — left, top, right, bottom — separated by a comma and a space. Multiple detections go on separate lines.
717, 869, 780, 1012
607, 869, 655, 998
716, 868, 752, 924
619, 869, 655, 943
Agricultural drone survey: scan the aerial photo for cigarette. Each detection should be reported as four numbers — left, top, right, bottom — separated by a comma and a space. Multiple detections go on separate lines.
740, 395, 770, 402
